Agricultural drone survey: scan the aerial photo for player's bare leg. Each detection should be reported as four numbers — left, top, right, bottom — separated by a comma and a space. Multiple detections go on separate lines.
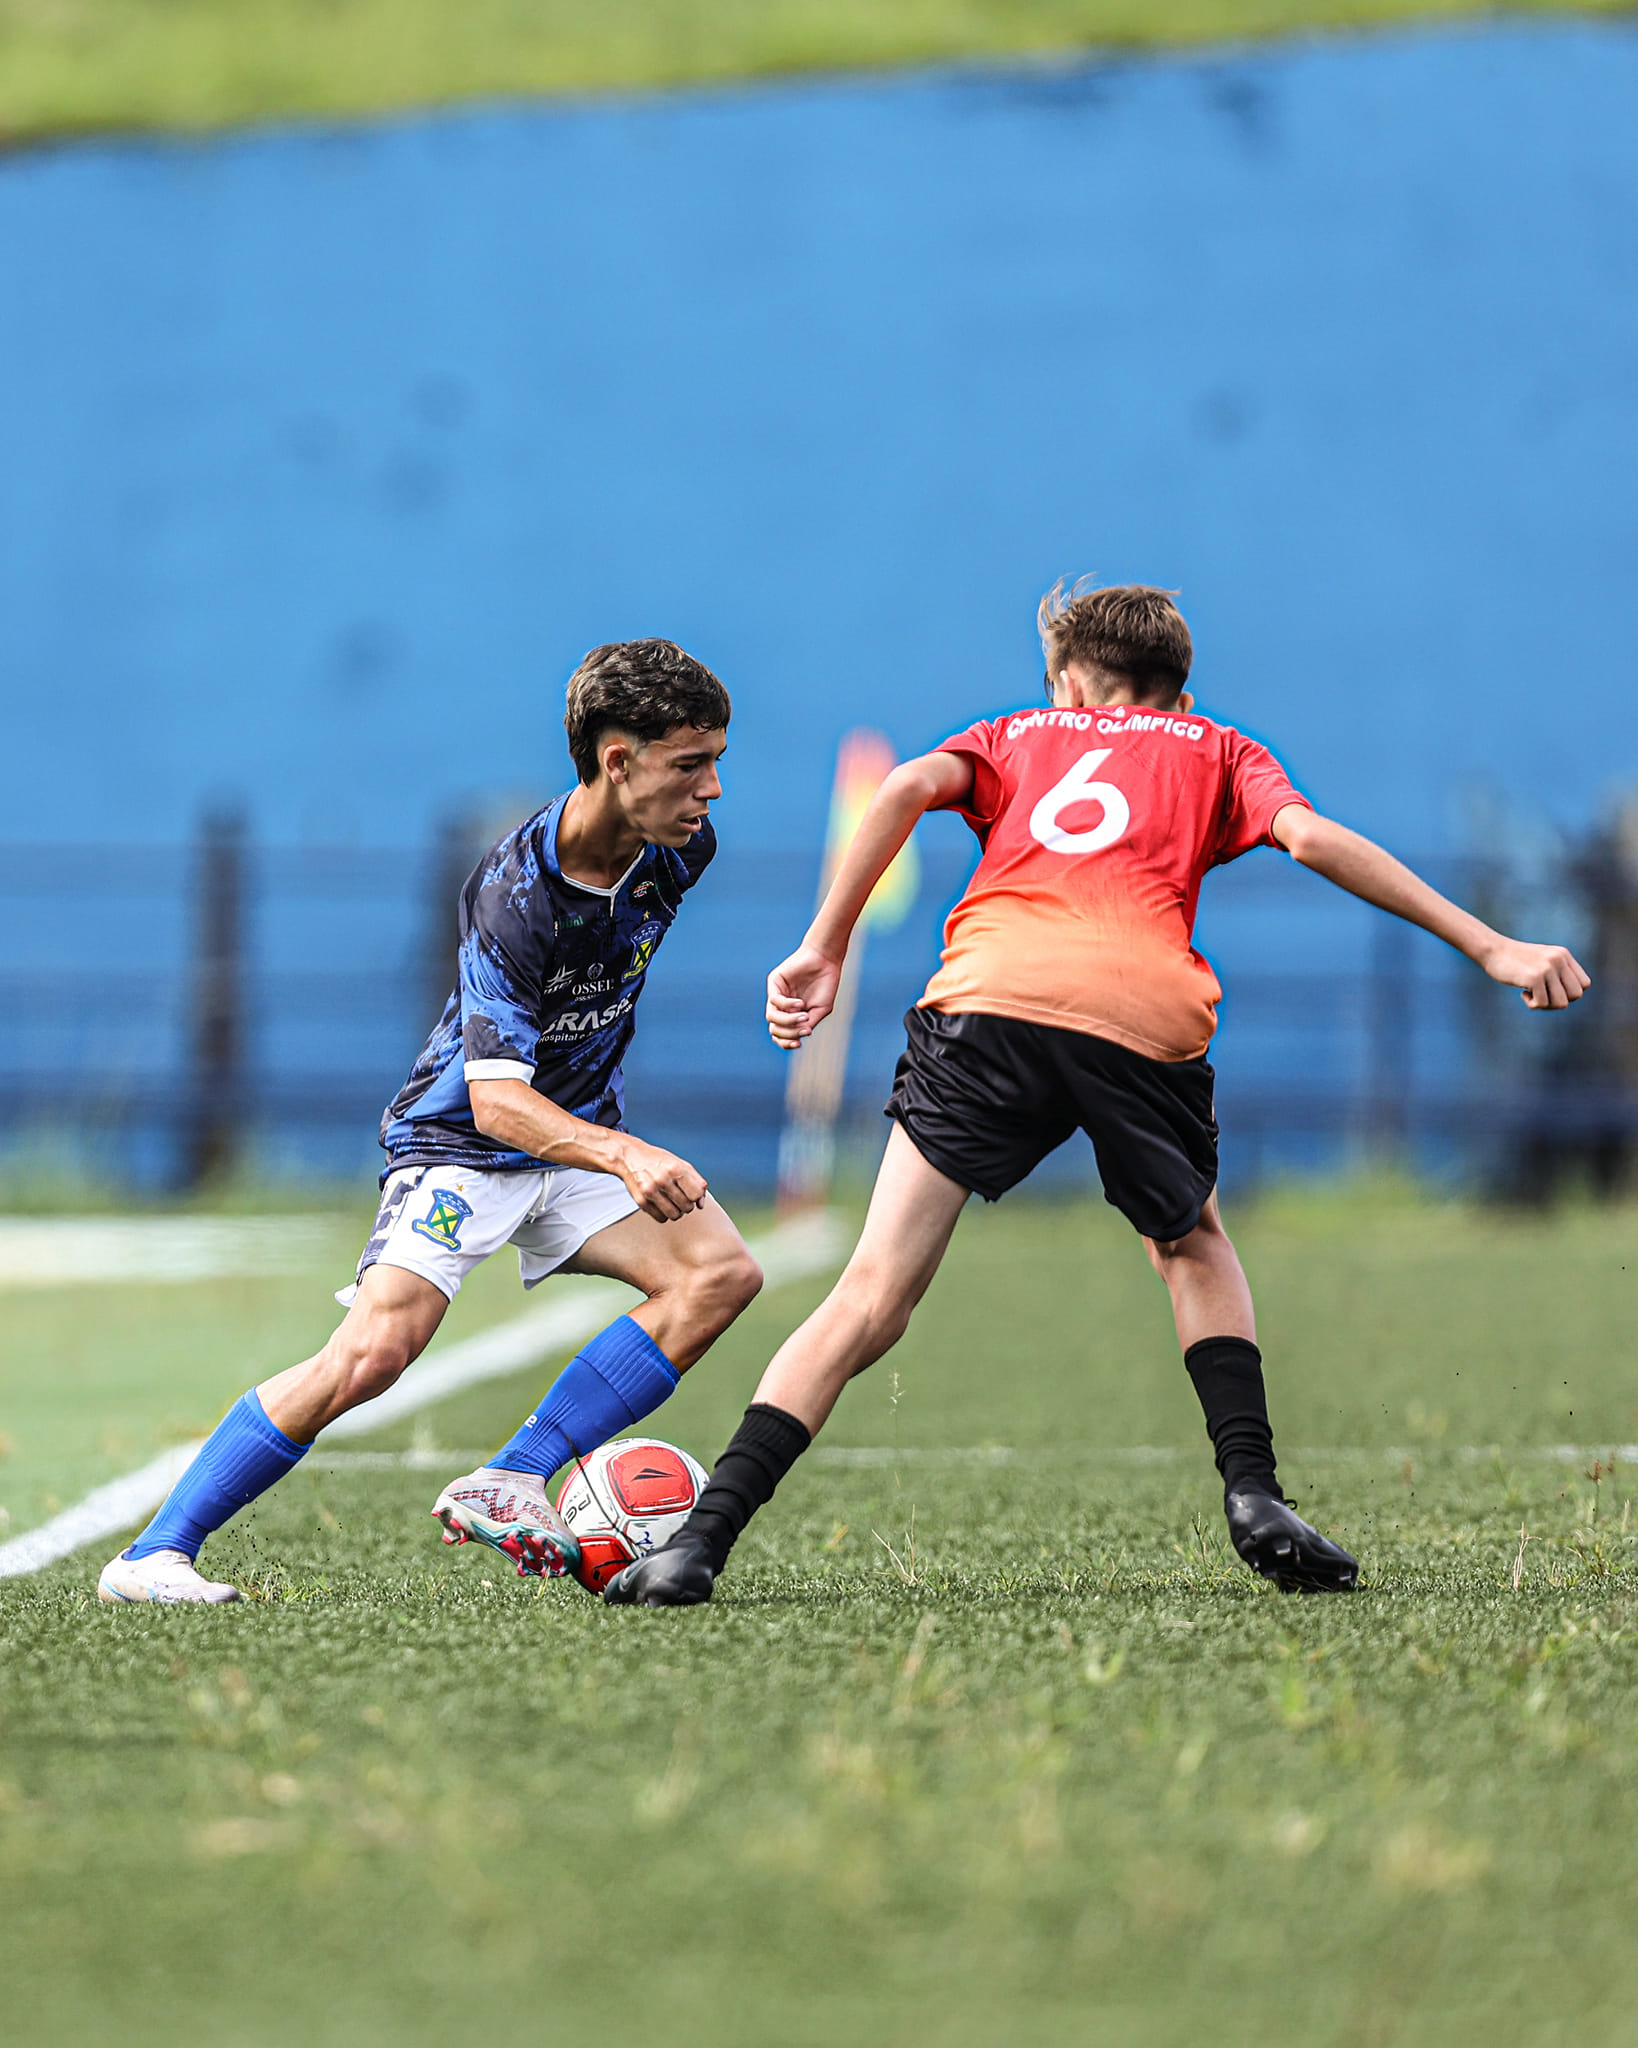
1145, 1195, 1356, 1594
261, 1262, 570, 1579
261, 1262, 450, 1440
258, 1266, 590, 1578
754, 1127, 969, 1432
607, 1128, 969, 1605
1140, 1194, 1255, 1351
100, 1264, 454, 1606
560, 1199, 764, 1371
436, 1199, 762, 1578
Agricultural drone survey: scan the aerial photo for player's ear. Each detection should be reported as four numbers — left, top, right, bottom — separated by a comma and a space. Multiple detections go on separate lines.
1177, 690, 1194, 713
601, 738, 631, 784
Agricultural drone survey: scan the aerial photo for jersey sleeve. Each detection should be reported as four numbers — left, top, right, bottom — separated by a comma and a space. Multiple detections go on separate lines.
457, 834, 556, 1084
932, 720, 1006, 843
1211, 731, 1311, 866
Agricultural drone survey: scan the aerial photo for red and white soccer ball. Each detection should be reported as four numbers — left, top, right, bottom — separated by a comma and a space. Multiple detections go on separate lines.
555, 1438, 709, 1595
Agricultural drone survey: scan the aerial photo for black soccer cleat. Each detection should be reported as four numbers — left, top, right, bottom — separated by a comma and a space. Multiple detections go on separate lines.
603, 1538, 716, 1608
1224, 1489, 1358, 1594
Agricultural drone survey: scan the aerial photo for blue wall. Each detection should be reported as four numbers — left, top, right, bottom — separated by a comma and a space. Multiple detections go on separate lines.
0, 26, 1633, 1185
3, 24, 1636, 852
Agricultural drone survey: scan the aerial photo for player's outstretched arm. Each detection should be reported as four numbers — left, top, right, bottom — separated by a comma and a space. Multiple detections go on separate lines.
767, 751, 973, 1049
1272, 805, 1591, 1010
469, 1078, 708, 1221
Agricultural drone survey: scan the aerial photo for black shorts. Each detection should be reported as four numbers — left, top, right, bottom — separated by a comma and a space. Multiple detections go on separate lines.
884, 1006, 1218, 1241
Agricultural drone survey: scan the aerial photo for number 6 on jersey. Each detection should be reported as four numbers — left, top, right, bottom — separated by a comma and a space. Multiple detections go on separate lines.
1028, 748, 1130, 855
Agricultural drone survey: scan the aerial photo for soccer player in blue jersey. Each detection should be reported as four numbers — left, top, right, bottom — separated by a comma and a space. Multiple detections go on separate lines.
99, 640, 762, 1604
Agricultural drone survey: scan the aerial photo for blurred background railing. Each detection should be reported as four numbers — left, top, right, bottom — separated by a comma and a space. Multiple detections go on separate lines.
3, 814, 1634, 1199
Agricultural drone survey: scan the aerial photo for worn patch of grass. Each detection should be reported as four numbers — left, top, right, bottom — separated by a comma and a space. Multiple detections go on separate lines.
0, 0, 1631, 146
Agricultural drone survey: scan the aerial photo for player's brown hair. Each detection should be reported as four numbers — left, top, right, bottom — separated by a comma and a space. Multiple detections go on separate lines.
563, 639, 731, 785
1037, 579, 1193, 705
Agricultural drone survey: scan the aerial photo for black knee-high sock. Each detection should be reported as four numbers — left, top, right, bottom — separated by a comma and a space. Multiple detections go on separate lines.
674, 1403, 812, 1574
1183, 1337, 1280, 1499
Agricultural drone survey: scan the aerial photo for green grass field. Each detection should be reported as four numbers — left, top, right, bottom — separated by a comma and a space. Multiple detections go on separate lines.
4, 1182, 1638, 2044
0, 0, 1630, 144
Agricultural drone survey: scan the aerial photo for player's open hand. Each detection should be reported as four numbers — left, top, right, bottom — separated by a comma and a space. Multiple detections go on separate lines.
767, 945, 843, 1050
1484, 938, 1591, 1010
613, 1137, 709, 1222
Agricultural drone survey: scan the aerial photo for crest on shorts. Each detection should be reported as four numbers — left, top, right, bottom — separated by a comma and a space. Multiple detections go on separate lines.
412, 1187, 474, 1251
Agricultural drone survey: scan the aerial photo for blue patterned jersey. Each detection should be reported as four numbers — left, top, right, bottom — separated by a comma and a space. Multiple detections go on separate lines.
380, 794, 716, 1174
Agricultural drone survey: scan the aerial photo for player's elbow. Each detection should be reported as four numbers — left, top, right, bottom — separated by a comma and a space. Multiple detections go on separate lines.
1274, 805, 1326, 866
467, 1079, 516, 1141
876, 761, 932, 815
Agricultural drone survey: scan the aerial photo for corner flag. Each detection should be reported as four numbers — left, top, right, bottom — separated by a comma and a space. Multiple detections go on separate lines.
776, 732, 919, 1212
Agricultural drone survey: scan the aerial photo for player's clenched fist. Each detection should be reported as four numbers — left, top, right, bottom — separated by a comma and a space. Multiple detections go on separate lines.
1482, 938, 1591, 1010
612, 1136, 709, 1221
767, 945, 843, 1050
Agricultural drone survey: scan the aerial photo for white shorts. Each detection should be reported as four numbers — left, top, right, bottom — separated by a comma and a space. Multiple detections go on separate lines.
336, 1163, 640, 1307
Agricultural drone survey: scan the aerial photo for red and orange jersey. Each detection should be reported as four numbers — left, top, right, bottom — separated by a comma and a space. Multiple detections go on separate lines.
921, 703, 1309, 1062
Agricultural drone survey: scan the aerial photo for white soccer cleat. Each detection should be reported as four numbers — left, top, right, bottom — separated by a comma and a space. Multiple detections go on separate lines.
97, 1548, 242, 1605
431, 1466, 583, 1580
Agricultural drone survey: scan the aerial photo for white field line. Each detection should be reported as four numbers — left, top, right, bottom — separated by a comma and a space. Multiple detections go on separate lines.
818, 1449, 1638, 1466
813, 1444, 1638, 1468
0, 1208, 847, 1581
301, 1440, 1638, 1473
0, 1446, 203, 1578
0, 1215, 346, 1288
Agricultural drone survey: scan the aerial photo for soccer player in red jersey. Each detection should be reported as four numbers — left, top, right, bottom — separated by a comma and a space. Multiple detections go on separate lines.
609, 583, 1590, 1603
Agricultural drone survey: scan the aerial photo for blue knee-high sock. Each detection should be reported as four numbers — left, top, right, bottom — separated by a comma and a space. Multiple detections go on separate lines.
489, 1315, 679, 1482
126, 1389, 309, 1562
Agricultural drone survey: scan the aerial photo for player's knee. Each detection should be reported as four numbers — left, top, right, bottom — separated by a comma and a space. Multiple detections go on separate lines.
686, 1245, 763, 1331
725, 1247, 764, 1313
330, 1320, 418, 1407
347, 1345, 412, 1405
854, 1315, 910, 1366
846, 1269, 915, 1356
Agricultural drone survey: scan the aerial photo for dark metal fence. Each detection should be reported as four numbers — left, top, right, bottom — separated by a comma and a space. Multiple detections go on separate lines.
1, 817, 1633, 1196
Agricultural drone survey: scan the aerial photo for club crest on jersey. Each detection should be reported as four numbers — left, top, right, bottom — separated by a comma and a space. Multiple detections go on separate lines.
412, 1187, 474, 1251
623, 921, 664, 983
